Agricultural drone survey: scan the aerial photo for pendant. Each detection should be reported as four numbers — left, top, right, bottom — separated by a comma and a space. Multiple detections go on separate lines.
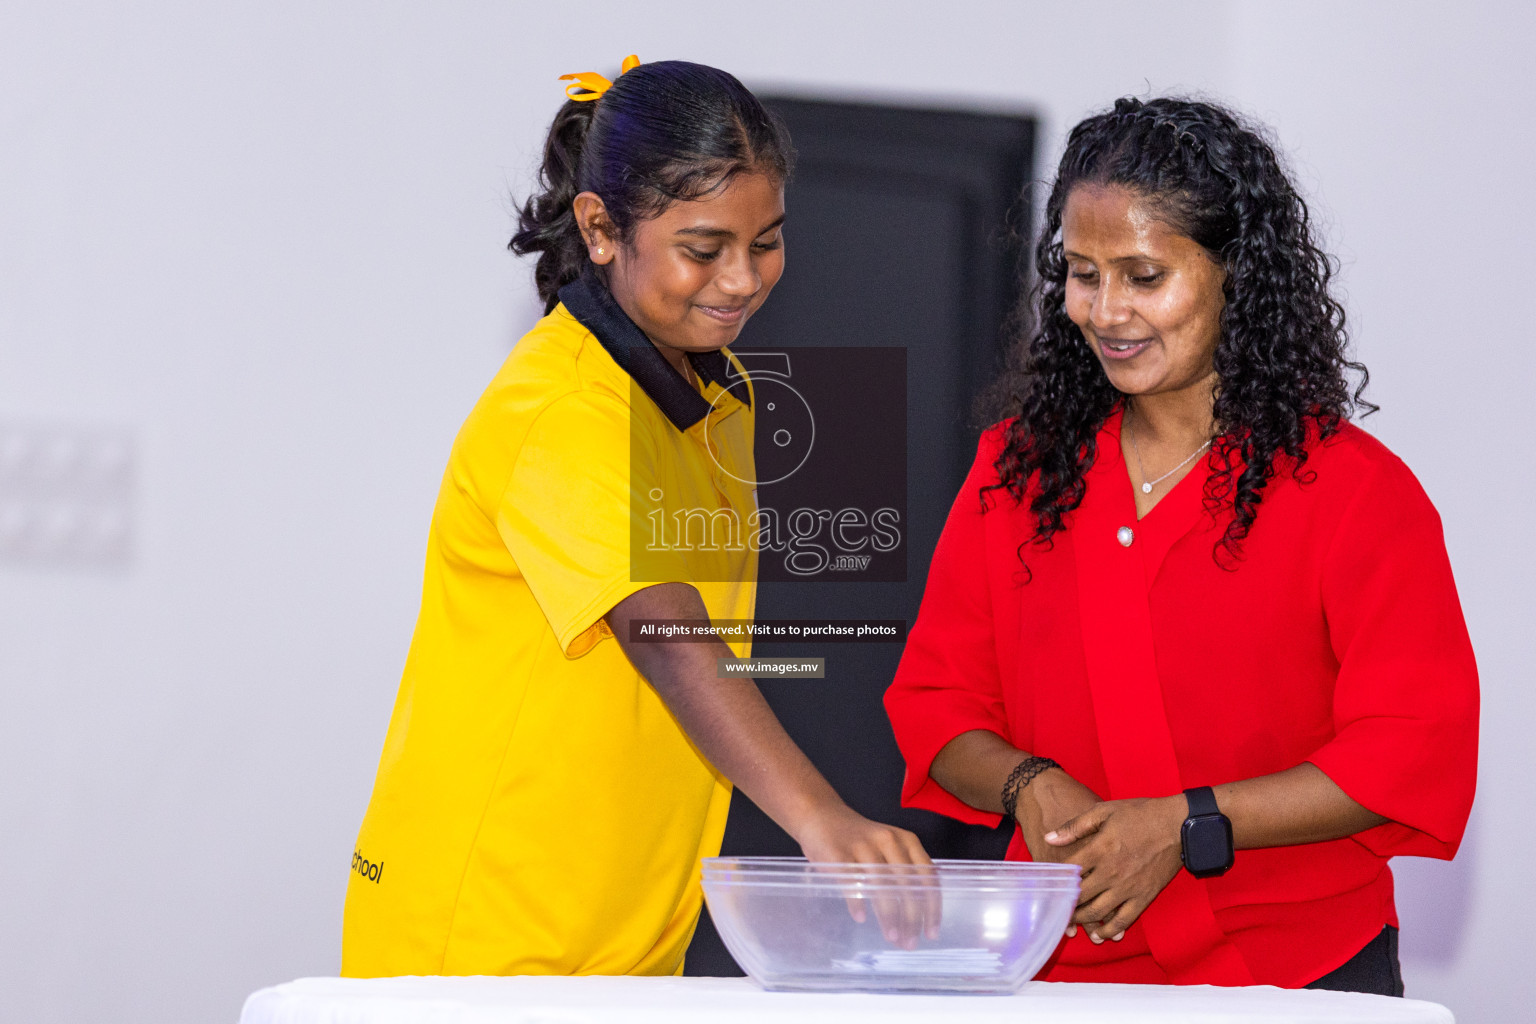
1141, 482, 1153, 494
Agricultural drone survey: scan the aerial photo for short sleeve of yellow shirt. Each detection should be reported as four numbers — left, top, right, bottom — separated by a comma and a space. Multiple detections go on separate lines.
342, 300, 757, 979
498, 389, 687, 658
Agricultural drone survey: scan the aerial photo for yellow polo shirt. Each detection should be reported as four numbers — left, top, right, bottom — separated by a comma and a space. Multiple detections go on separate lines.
341, 296, 757, 978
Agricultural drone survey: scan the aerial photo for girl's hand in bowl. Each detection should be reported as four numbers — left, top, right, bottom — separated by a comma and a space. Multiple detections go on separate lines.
794, 803, 940, 948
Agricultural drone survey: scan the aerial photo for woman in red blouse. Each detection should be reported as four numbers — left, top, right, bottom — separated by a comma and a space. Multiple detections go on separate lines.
884, 97, 1478, 995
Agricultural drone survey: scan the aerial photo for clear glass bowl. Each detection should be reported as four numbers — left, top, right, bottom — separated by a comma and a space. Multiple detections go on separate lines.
700, 857, 1081, 994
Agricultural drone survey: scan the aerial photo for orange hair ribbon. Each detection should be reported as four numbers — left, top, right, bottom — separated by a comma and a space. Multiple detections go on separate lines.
559, 54, 641, 102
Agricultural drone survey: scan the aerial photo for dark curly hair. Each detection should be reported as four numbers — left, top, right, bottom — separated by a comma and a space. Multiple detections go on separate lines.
986, 96, 1373, 566
510, 60, 793, 312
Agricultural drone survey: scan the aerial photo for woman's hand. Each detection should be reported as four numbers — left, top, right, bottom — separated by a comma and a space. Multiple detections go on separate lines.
929, 732, 1104, 845
793, 802, 940, 948
1017, 770, 1103, 863
927, 733, 1106, 938
1013, 769, 1102, 938
1044, 795, 1186, 942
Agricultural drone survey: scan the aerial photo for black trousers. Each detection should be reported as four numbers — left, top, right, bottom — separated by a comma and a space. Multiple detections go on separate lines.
1304, 925, 1404, 997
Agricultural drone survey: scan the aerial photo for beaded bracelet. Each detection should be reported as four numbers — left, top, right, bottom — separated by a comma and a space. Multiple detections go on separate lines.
1000, 756, 1062, 821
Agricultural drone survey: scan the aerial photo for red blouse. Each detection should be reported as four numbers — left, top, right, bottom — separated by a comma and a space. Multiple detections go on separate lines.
884, 408, 1478, 987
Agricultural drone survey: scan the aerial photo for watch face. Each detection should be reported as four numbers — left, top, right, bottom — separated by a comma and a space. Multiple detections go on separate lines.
1181, 815, 1234, 877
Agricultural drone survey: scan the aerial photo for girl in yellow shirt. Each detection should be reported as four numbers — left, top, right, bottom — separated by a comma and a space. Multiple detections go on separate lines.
341, 57, 930, 979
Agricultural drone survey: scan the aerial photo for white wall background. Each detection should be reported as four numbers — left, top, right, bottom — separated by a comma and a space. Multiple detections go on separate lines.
0, 2, 1529, 1021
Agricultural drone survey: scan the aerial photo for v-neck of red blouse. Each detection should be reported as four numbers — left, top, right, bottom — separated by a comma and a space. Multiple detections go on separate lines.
1094, 407, 1215, 589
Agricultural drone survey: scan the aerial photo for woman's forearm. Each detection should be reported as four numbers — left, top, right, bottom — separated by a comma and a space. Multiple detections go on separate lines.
1035, 760, 1391, 940
930, 730, 1102, 851
928, 730, 1038, 814
1214, 761, 1387, 850
939, 731, 1386, 853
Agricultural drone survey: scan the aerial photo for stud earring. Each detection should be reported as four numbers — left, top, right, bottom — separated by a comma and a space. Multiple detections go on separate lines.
597, 247, 605, 256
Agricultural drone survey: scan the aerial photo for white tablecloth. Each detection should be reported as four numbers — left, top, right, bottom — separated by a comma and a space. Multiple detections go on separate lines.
239, 975, 1454, 1024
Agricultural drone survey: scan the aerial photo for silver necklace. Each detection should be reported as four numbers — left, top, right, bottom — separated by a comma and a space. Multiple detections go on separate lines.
1126, 408, 1213, 495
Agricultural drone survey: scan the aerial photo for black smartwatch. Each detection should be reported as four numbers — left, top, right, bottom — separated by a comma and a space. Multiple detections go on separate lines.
1180, 786, 1234, 879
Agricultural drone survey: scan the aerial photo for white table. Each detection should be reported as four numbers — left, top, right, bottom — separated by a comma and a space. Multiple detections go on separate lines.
239, 975, 1454, 1023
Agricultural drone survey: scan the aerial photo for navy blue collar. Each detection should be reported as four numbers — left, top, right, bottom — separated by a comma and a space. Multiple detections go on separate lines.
557, 271, 749, 432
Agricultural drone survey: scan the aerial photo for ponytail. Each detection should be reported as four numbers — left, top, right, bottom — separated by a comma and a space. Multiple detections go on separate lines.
510, 60, 794, 313
511, 100, 597, 313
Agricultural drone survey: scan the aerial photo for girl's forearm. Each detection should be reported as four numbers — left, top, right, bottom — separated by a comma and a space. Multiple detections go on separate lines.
606, 583, 845, 840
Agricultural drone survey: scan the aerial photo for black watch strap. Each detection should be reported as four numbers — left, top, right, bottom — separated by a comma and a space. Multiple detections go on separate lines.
1184, 785, 1220, 818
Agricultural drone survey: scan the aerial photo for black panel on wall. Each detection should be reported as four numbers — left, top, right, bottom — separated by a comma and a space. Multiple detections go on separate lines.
684, 98, 1036, 976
